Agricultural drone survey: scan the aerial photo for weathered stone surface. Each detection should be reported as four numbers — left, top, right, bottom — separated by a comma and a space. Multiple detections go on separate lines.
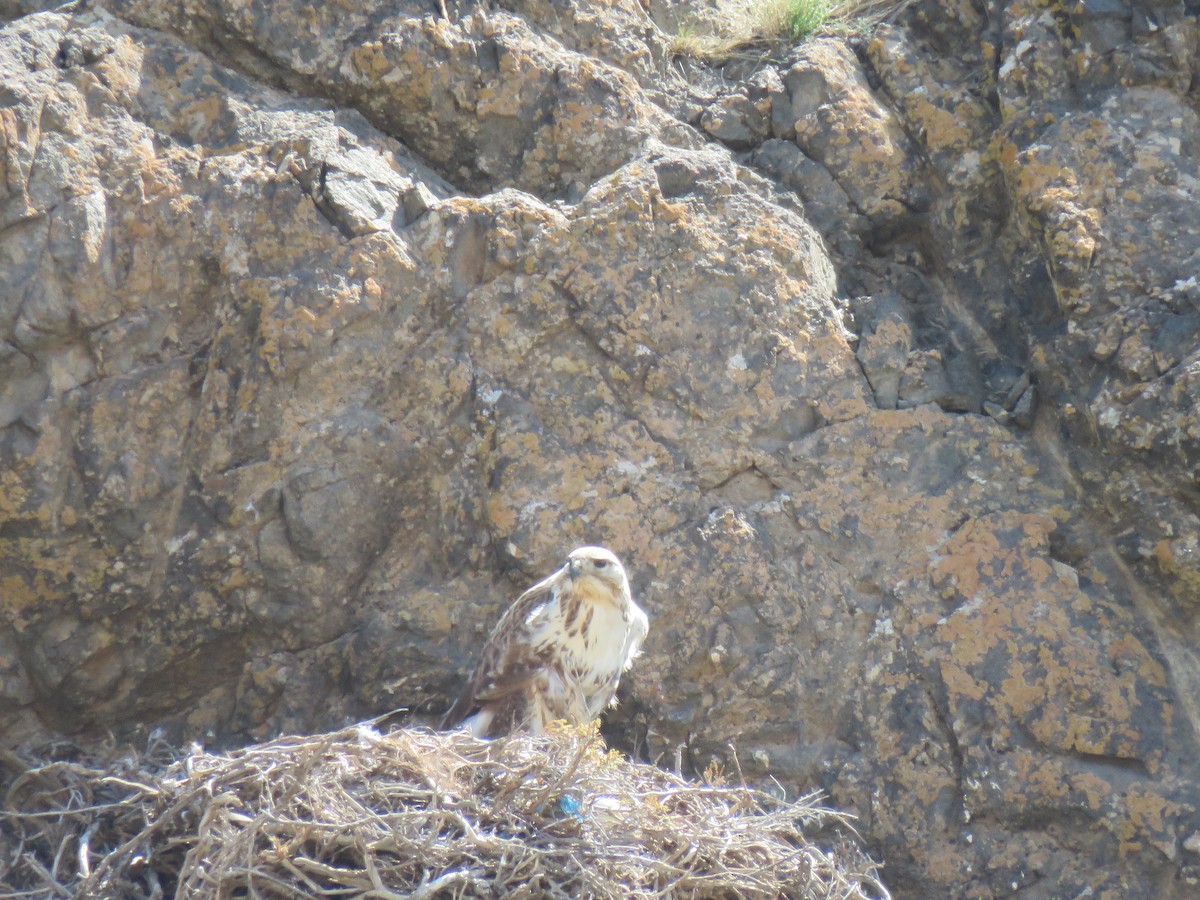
499, 0, 677, 89
699, 68, 779, 149
777, 37, 929, 228
103, 0, 701, 199
850, 292, 912, 410
867, 0, 1200, 623
750, 137, 866, 260
4, 0, 1200, 896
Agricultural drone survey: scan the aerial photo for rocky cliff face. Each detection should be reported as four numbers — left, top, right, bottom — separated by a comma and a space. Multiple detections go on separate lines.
2, 0, 1199, 894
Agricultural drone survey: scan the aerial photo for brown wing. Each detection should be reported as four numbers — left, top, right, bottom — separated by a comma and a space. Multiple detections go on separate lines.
441, 568, 564, 729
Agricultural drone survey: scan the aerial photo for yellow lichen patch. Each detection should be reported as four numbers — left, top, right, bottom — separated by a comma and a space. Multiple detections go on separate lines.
0, 572, 39, 623
1063, 770, 1115, 812
925, 505, 1170, 778
1107, 634, 1167, 689
1150, 537, 1200, 596
0, 470, 30, 522
1117, 788, 1182, 859
997, 656, 1049, 714
938, 656, 988, 702
929, 519, 1005, 602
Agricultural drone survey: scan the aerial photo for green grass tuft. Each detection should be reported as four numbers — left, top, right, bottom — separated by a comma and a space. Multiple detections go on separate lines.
767, 0, 836, 42
670, 0, 915, 62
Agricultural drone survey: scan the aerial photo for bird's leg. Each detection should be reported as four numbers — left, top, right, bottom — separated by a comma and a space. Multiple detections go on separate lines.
571, 679, 591, 724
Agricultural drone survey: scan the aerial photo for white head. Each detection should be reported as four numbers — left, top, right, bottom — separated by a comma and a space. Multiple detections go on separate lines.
565, 545, 628, 594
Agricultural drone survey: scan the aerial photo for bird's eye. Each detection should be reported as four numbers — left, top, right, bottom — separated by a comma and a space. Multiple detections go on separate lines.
593, 560, 608, 569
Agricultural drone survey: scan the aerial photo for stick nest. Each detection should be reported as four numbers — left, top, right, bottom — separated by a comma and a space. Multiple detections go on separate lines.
2, 721, 889, 898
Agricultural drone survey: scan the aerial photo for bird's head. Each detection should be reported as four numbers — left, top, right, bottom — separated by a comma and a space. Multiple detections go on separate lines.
565, 546, 628, 593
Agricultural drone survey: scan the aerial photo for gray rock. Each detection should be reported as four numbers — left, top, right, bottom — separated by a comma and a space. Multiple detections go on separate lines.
3, 1, 1200, 896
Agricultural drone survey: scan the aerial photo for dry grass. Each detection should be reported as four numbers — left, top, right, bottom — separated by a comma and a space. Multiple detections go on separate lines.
670, 0, 917, 62
1, 720, 889, 898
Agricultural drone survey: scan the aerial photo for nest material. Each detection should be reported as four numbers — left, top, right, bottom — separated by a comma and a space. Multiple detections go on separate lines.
2, 721, 889, 898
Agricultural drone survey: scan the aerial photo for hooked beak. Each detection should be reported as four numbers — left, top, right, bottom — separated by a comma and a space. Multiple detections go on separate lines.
567, 558, 581, 581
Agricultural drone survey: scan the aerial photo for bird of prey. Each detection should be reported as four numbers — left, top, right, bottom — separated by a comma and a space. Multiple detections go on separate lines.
443, 546, 649, 738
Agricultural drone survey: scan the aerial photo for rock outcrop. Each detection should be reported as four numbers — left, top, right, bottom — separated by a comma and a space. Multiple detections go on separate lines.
3, 0, 1200, 895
